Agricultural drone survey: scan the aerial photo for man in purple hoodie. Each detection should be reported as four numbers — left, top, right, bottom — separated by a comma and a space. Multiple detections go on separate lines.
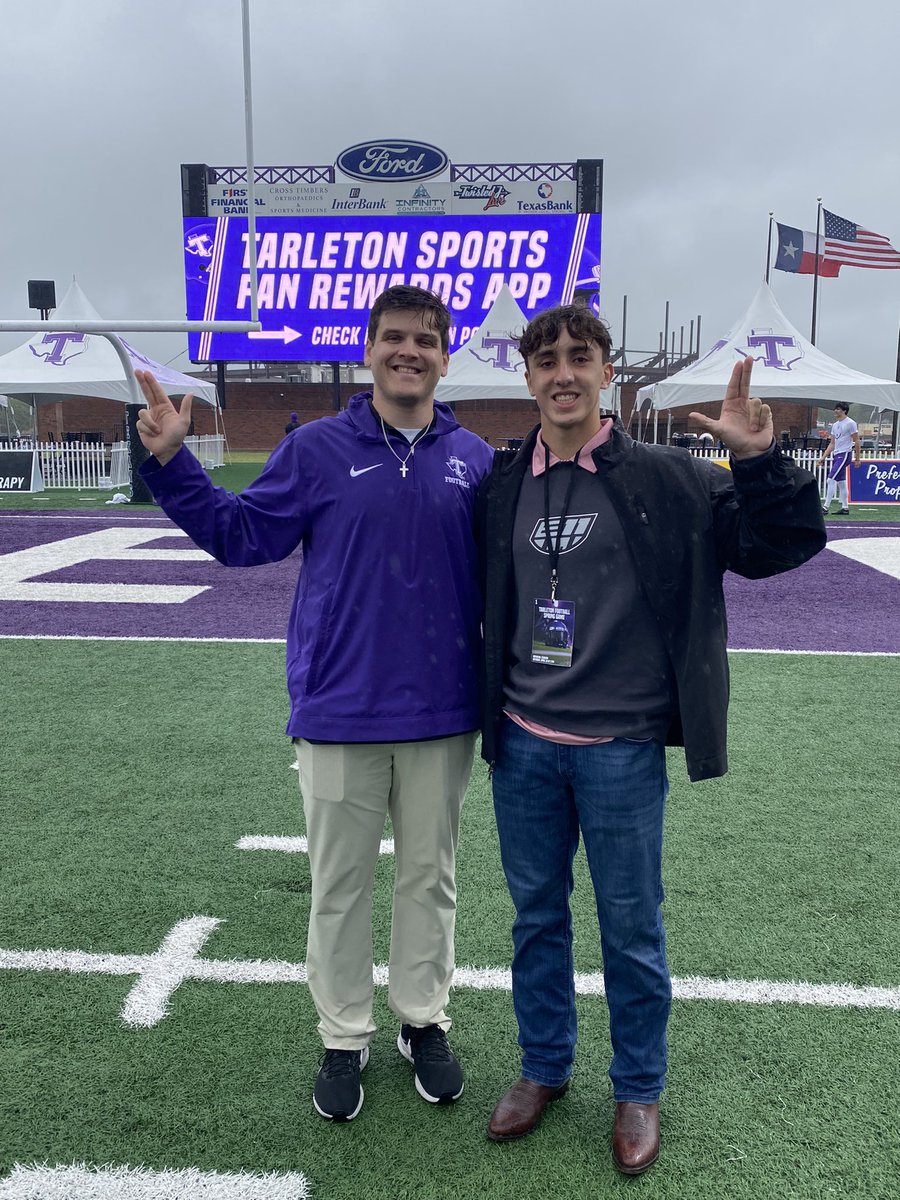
135, 286, 493, 1123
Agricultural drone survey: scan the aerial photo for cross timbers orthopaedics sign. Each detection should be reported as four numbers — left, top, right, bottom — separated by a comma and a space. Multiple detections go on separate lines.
185, 213, 600, 363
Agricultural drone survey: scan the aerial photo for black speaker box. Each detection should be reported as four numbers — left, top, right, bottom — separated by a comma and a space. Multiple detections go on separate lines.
28, 279, 56, 311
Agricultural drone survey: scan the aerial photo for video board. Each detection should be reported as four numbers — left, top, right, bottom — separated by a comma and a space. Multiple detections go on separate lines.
185, 214, 601, 362
181, 146, 602, 362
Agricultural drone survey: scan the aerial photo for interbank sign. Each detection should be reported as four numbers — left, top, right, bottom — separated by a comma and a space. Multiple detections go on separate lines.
336, 140, 449, 182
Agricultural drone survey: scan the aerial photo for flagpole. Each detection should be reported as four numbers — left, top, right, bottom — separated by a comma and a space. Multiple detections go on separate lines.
765, 212, 774, 283
810, 197, 823, 344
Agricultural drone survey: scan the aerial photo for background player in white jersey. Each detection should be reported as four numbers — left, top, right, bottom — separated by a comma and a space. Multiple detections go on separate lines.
817, 402, 860, 515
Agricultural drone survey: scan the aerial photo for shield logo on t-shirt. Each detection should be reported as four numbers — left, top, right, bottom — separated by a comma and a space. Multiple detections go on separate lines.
530, 514, 597, 554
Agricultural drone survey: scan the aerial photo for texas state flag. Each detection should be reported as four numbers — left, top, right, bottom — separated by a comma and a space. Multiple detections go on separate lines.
775, 223, 841, 276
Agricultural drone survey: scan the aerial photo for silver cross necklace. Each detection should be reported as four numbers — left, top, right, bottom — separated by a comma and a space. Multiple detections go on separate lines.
379, 413, 431, 478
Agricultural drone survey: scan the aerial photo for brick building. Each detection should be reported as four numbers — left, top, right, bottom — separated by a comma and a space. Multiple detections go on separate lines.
36, 376, 818, 453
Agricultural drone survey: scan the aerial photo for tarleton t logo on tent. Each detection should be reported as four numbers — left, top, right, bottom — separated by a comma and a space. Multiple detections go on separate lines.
29, 333, 88, 366
471, 333, 520, 372
746, 331, 803, 372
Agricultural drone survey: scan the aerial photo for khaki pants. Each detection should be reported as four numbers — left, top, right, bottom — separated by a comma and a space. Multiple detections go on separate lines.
295, 733, 476, 1049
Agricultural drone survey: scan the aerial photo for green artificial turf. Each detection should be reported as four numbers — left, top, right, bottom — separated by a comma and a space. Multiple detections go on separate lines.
1, 642, 898, 1198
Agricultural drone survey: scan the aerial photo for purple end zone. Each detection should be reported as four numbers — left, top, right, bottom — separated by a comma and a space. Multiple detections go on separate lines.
724, 526, 899, 654
1, 514, 898, 653
0, 513, 296, 640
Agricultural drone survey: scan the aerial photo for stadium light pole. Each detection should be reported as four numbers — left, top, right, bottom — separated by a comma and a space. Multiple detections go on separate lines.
241, 0, 260, 327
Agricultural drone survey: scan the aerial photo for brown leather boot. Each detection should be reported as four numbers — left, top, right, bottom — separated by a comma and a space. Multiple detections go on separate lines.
486, 1077, 569, 1141
612, 1101, 660, 1174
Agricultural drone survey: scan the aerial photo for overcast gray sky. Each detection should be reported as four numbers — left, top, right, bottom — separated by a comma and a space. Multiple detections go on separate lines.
2, 0, 899, 380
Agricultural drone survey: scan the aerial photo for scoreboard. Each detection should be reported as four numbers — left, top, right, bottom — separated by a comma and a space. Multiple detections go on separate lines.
181, 145, 602, 363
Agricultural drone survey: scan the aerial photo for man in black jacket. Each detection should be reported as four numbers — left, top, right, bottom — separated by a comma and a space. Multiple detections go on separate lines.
477, 304, 825, 1174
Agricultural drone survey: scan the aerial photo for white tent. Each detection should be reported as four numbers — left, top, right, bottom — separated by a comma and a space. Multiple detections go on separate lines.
435, 285, 532, 403
0, 279, 219, 407
637, 283, 900, 413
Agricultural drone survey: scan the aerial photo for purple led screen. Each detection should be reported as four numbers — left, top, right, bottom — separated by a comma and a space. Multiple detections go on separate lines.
184, 213, 601, 363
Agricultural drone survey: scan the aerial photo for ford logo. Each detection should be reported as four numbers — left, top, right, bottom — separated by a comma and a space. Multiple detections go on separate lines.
336, 139, 449, 183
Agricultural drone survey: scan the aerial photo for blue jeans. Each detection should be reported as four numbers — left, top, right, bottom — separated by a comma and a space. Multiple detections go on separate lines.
492, 719, 671, 1102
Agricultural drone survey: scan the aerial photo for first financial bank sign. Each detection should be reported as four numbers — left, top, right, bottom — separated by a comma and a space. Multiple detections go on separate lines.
184, 140, 599, 363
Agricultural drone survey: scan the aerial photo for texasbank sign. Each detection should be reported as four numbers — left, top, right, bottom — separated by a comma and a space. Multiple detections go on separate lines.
336, 140, 449, 183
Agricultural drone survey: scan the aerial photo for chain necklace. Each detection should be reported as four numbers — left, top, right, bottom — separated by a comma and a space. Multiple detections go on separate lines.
379, 413, 430, 478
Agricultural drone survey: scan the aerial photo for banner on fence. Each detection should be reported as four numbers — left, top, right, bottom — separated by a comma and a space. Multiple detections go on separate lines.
0, 448, 44, 492
848, 460, 900, 504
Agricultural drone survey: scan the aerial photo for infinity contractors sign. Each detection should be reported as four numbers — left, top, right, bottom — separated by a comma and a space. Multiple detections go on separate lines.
336, 139, 449, 182
185, 213, 601, 362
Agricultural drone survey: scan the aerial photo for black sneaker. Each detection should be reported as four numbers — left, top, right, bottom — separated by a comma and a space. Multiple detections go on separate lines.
822, 507, 830, 515
313, 1047, 369, 1121
397, 1024, 464, 1104
839, 508, 850, 515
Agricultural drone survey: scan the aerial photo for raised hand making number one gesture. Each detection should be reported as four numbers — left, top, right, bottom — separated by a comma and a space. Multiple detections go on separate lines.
689, 356, 773, 460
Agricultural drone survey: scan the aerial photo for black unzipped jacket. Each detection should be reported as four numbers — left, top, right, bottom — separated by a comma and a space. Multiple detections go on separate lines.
476, 423, 827, 781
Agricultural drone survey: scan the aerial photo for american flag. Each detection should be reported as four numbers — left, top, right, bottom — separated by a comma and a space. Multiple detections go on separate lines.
823, 210, 900, 270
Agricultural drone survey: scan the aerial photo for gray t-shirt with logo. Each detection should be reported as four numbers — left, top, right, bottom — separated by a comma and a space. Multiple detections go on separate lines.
504, 464, 675, 740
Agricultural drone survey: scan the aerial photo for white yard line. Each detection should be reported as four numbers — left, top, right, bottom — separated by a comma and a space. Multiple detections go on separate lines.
1, 920, 898, 1027
1, 635, 898, 656
0, 634, 286, 643
0, 515, 175, 523
727, 648, 900, 657
4, 514, 896, 530
0, 1163, 310, 1199
236, 835, 395, 855
452, 966, 900, 1009
119, 916, 222, 1027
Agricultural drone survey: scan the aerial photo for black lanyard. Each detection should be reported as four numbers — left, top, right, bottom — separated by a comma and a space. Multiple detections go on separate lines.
543, 443, 580, 600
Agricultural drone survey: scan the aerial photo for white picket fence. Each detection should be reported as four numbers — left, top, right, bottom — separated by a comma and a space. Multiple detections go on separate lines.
36, 442, 119, 490
20, 435, 893, 493
29, 434, 226, 489
688, 445, 895, 494
183, 434, 226, 468
108, 443, 130, 488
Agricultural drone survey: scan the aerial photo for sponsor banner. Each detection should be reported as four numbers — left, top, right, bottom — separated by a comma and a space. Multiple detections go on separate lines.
336, 139, 450, 183
452, 180, 576, 215
184, 213, 601, 362
0, 449, 43, 492
208, 182, 454, 218
207, 183, 332, 216
204, 180, 573, 217
848, 459, 900, 504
